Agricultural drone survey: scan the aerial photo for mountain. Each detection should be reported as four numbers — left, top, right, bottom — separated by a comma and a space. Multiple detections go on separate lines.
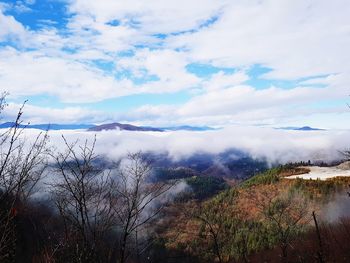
146, 149, 269, 180
87, 122, 164, 132
88, 123, 216, 132
295, 126, 325, 131
277, 126, 325, 131
0, 122, 95, 130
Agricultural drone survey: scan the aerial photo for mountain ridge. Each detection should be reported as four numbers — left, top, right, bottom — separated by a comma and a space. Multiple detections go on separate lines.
276, 126, 325, 131
0, 122, 216, 132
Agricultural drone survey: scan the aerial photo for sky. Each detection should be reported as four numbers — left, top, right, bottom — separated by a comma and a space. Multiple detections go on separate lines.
0, 0, 350, 128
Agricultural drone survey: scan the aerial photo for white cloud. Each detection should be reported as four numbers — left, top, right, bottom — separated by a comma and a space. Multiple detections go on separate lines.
179, 85, 328, 117
117, 49, 200, 93
24, 0, 35, 5
125, 72, 349, 127
0, 9, 26, 41
3, 102, 108, 124
67, 0, 225, 34
0, 47, 200, 103
202, 71, 249, 91
0, 48, 136, 103
166, 0, 350, 79
66, 15, 144, 54
18, 127, 350, 165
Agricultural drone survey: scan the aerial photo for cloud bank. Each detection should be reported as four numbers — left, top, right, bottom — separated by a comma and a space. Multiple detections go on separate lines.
19, 127, 350, 165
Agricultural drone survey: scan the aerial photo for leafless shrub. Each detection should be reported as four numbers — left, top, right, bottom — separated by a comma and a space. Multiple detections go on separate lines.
0, 94, 49, 261
50, 136, 116, 262
113, 152, 177, 263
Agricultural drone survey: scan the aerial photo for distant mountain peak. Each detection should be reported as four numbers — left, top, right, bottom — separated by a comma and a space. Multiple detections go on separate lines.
87, 122, 163, 132
88, 123, 217, 132
277, 126, 325, 131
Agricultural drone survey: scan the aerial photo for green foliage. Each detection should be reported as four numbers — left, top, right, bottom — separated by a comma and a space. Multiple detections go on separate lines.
223, 220, 276, 261
191, 187, 284, 262
290, 177, 350, 201
163, 165, 350, 262
225, 156, 269, 179
211, 187, 238, 204
154, 167, 197, 181
182, 166, 315, 262
185, 176, 229, 200
240, 167, 283, 188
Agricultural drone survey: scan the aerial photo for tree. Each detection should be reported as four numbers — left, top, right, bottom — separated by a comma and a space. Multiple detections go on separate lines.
52, 142, 176, 263
112, 152, 176, 263
0, 94, 49, 262
194, 203, 226, 263
51, 136, 116, 263
257, 190, 311, 261
189, 190, 241, 263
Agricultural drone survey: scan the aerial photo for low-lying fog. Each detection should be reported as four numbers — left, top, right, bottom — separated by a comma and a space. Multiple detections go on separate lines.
19, 126, 350, 164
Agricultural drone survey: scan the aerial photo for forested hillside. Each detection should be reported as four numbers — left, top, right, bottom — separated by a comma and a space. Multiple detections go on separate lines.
150, 167, 350, 262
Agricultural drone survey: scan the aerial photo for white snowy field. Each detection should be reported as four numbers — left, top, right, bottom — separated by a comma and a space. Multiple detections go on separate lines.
286, 164, 350, 180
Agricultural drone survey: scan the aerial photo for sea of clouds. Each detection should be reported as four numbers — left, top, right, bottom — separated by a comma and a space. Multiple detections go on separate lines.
20, 126, 350, 165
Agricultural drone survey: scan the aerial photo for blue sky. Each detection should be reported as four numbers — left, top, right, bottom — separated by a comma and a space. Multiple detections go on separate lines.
0, 0, 349, 128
